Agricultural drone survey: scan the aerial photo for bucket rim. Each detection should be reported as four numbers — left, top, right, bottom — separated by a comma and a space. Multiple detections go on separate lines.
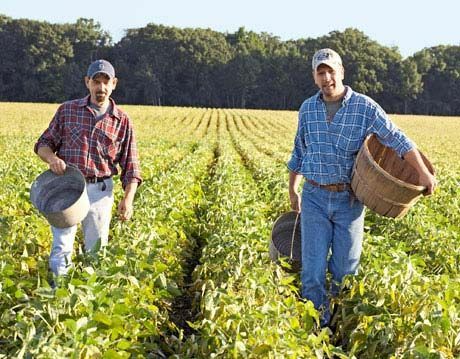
30, 165, 87, 215
270, 211, 301, 246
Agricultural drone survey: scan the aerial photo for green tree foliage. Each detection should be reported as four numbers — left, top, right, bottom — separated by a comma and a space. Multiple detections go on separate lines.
0, 14, 459, 114
0, 16, 110, 102
410, 46, 460, 115
59, 18, 112, 100
113, 24, 232, 106
0, 15, 73, 101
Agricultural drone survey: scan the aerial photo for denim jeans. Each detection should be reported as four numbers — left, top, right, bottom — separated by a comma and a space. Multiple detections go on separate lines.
300, 180, 364, 326
49, 178, 114, 276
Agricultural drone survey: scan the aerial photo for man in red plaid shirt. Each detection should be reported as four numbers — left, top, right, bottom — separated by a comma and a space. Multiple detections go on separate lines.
34, 59, 142, 279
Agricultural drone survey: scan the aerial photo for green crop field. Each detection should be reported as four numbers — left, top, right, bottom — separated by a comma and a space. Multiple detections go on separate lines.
0, 102, 459, 358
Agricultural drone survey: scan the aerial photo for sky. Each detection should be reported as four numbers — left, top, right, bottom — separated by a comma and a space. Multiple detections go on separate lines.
1, 0, 458, 58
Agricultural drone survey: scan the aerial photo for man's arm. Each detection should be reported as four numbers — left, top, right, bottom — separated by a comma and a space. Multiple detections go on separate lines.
116, 115, 142, 221
37, 146, 66, 175
403, 149, 437, 195
289, 171, 303, 212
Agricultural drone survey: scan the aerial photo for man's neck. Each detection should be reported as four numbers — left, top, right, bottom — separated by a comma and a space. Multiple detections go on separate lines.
90, 100, 110, 109
322, 86, 346, 102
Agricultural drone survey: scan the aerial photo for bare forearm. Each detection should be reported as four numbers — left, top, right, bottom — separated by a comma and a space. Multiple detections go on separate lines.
403, 149, 431, 176
288, 171, 302, 212
123, 182, 138, 203
403, 148, 437, 194
289, 171, 302, 194
37, 146, 58, 164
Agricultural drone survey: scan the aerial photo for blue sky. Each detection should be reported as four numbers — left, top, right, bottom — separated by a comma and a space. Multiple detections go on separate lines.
1, 0, 458, 58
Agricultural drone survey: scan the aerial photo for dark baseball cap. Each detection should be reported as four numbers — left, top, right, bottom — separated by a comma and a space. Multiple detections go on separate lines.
87, 59, 115, 79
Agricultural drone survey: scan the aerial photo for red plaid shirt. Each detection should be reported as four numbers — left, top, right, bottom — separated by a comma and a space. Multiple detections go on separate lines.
35, 96, 142, 187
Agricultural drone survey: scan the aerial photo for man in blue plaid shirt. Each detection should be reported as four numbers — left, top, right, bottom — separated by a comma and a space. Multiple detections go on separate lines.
287, 48, 436, 328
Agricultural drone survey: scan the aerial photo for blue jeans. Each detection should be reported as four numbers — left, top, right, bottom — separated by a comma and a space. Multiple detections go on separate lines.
300, 181, 364, 326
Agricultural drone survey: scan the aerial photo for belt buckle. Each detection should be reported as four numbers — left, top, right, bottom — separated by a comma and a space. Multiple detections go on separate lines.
86, 177, 97, 183
325, 183, 346, 192
325, 184, 335, 191
307, 179, 348, 192
335, 183, 348, 192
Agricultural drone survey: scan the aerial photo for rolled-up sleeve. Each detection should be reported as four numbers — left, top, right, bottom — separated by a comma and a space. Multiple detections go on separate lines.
119, 121, 142, 188
369, 106, 414, 157
287, 112, 306, 173
34, 107, 63, 154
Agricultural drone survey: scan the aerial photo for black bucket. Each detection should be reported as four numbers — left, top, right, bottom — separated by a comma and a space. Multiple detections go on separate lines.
269, 211, 301, 272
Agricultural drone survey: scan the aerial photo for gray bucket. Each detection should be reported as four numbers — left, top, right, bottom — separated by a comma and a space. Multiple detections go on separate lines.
269, 211, 301, 272
30, 166, 90, 228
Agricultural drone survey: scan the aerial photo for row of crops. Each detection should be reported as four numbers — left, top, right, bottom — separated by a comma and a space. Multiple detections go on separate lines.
0, 103, 459, 358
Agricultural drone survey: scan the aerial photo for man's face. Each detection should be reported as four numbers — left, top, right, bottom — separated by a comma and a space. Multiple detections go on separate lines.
313, 63, 345, 100
85, 73, 118, 105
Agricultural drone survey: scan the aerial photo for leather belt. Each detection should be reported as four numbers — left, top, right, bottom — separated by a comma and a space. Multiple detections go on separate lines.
86, 176, 111, 183
307, 179, 350, 192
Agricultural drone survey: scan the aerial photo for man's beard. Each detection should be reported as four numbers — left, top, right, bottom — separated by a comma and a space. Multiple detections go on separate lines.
96, 92, 107, 100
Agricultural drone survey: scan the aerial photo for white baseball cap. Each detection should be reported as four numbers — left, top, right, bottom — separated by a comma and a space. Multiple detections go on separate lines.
312, 48, 342, 72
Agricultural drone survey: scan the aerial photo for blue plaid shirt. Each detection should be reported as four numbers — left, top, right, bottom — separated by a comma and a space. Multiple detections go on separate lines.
287, 86, 414, 184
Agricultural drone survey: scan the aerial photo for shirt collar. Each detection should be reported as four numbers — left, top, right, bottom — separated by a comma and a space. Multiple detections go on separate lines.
78, 95, 122, 119
315, 85, 353, 105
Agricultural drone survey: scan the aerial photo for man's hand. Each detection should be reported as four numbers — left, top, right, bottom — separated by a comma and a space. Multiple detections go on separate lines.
419, 171, 437, 196
118, 182, 138, 221
37, 146, 66, 175
403, 149, 437, 196
49, 157, 66, 175
118, 197, 134, 221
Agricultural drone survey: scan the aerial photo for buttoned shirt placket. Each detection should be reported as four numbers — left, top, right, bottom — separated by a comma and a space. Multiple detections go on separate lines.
87, 107, 100, 178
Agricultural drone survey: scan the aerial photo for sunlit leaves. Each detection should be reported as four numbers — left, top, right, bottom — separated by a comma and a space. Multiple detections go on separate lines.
1, 103, 459, 357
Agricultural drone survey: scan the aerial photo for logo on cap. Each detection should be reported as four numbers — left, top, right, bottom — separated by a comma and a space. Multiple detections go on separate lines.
87, 59, 115, 79
312, 48, 342, 71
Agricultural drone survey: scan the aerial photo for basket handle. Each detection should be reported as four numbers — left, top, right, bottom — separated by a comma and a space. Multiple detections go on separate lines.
290, 212, 300, 260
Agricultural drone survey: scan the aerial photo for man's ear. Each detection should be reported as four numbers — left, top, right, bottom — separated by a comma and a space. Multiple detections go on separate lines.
112, 77, 118, 89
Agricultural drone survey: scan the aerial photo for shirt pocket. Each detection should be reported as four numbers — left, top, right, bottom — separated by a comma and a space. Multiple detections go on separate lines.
66, 123, 84, 148
95, 126, 121, 160
335, 126, 365, 155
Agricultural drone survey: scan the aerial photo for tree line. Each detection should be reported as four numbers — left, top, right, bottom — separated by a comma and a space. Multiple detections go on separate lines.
1, 14, 460, 115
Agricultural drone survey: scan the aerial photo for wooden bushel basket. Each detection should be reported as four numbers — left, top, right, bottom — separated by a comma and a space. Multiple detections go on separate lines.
269, 211, 301, 272
351, 134, 435, 218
